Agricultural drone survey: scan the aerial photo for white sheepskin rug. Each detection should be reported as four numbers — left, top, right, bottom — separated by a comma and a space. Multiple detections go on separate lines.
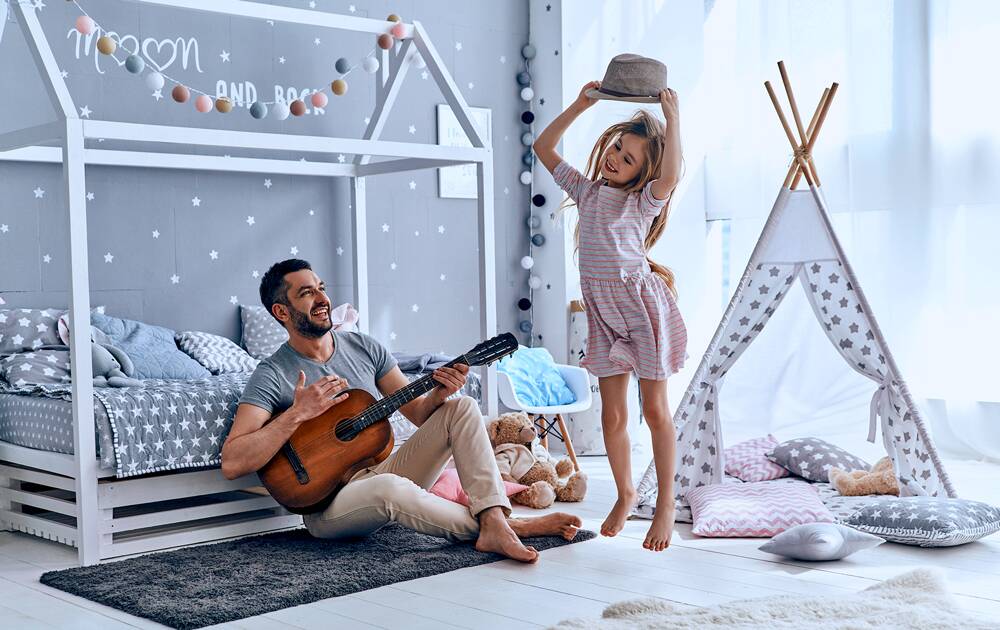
551, 569, 995, 629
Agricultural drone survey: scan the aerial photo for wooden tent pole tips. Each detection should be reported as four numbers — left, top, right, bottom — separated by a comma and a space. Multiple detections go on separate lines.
790, 82, 838, 189
766, 80, 814, 187
786, 86, 830, 188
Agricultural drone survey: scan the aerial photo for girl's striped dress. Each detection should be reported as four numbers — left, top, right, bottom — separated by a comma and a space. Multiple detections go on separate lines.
554, 160, 687, 380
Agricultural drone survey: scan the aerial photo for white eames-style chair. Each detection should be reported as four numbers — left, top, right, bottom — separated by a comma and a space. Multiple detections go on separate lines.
497, 364, 592, 472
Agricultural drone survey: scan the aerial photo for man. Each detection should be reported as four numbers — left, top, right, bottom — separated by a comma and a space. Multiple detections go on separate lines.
222, 259, 580, 562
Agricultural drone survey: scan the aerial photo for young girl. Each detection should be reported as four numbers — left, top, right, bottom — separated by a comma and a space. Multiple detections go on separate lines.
534, 81, 686, 552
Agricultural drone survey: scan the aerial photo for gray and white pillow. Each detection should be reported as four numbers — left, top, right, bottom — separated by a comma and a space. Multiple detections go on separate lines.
844, 497, 1000, 547
1, 348, 72, 388
759, 523, 884, 560
176, 331, 259, 375
0, 308, 63, 355
240, 305, 289, 360
767, 437, 870, 483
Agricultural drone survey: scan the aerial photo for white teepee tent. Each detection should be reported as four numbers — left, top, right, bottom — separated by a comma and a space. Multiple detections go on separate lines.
636, 63, 956, 519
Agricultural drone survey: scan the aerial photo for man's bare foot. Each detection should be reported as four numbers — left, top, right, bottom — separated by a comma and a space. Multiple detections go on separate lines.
643, 504, 674, 552
600, 490, 637, 537
509, 512, 582, 541
476, 507, 538, 563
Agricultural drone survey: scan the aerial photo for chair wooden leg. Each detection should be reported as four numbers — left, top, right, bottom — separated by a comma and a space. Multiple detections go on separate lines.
555, 414, 580, 473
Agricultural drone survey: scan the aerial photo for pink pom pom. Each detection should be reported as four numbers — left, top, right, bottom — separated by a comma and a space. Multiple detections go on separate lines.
75, 16, 95, 35
390, 23, 406, 39
310, 92, 328, 108
194, 95, 213, 113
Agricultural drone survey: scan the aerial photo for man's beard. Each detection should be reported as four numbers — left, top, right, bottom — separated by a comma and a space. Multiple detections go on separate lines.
288, 303, 333, 339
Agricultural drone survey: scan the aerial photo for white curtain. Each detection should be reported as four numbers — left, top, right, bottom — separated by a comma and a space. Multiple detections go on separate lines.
696, 0, 1000, 461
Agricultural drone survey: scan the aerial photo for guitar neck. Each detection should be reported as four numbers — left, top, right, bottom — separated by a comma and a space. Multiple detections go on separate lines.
351, 354, 470, 432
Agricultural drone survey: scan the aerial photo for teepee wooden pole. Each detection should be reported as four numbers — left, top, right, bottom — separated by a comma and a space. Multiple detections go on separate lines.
778, 62, 809, 149
784, 86, 829, 188
790, 82, 838, 189
765, 80, 815, 187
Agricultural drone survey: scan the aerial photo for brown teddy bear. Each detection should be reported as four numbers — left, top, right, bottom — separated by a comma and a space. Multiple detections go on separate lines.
486, 412, 587, 509
828, 456, 899, 496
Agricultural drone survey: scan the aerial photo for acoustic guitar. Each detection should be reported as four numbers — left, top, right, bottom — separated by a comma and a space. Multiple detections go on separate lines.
258, 332, 518, 514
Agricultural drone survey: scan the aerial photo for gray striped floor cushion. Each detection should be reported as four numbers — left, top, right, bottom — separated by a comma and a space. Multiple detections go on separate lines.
844, 496, 1000, 547
175, 331, 260, 375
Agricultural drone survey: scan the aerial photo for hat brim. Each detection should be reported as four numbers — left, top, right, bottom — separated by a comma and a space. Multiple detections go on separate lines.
585, 88, 660, 104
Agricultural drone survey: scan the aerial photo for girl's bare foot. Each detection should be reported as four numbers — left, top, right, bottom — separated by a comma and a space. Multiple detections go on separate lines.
643, 504, 674, 551
600, 490, 637, 537
476, 508, 539, 562
509, 512, 582, 541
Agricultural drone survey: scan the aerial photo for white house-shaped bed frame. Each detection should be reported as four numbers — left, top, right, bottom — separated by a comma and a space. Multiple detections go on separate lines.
0, 0, 497, 565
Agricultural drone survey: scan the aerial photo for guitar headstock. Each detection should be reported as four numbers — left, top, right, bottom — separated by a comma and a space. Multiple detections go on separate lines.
464, 332, 518, 367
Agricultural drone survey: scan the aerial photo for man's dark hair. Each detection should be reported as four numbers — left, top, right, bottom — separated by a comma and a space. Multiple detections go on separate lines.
259, 259, 312, 322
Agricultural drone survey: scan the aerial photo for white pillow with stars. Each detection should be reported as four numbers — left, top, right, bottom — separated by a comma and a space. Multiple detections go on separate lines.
759, 523, 884, 560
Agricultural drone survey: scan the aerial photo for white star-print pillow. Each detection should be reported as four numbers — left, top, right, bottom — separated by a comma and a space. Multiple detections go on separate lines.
1, 308, 63, 355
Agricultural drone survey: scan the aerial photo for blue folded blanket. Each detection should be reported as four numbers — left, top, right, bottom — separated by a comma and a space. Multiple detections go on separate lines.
498, 346, 576, 407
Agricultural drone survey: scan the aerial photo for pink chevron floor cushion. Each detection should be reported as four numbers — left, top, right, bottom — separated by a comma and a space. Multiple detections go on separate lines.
724, 435, 790, 482
687, 480, 836, 537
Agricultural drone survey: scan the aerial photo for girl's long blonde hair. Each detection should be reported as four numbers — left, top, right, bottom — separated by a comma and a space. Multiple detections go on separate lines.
563, 110, 680, 298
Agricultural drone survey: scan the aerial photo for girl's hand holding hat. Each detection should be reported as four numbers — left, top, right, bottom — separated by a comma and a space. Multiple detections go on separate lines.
575, 81, 602, 110
659, 88, 679, 124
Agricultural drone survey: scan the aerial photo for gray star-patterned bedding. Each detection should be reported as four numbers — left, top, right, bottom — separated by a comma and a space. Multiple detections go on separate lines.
811, 481, 881, 522
0, 394, 115, 470
0, 308, 64, 355
175, 331, 260, 375
843, 497, 1000, 546
240, 305, 289, 360
0, 348, 72, 387
766, 437, 870, 483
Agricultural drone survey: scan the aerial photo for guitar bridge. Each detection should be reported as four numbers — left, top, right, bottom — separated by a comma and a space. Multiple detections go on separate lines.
282, 443, 310, 485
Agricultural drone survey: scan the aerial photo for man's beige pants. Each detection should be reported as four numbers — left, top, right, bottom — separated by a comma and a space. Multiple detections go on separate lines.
303, 396, 511, 542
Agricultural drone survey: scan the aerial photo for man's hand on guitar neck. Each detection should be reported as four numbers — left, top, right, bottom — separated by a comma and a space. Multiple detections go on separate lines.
427, 364, 469, 407
286, 371, 350, 425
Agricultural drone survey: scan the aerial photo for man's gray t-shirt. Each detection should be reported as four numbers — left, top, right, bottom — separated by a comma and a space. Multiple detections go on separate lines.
239, 330, 397, 415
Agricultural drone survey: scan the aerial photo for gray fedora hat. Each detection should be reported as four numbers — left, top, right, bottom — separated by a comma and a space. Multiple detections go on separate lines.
586, 54, 668, 103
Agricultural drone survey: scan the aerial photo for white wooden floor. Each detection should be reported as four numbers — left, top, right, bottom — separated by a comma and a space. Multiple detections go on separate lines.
2, 452, 999, 629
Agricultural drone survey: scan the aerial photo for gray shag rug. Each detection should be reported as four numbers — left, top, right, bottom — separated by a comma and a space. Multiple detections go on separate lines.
41, 524, 595, 629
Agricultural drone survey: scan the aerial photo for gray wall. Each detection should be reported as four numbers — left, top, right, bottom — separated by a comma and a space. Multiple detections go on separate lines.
0, 0, 530, 355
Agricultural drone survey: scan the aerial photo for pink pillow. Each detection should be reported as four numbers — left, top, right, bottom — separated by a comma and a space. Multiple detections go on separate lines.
687, 480, 835, 537
724, 434, 789, 482
429, 468, 529, 507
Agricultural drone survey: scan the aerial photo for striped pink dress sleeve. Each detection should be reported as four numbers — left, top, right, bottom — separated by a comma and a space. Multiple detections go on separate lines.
638, 181, 670, 218
553, 160, 591, 203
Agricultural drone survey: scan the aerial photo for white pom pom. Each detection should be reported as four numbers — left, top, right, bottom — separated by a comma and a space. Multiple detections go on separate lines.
273, 102, 290, 121
520, 87, 534, 101
520, 256, 535, 270
520, 171, 532, 185
145, 72, 165, 91
528, 275, 542, 289
363, 57, 380, 73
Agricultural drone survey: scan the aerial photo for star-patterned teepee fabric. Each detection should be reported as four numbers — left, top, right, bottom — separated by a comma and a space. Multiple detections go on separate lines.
635, 189, 954, 518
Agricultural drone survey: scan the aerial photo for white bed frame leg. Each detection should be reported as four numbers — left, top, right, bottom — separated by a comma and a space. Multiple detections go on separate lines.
64, 119, 100, 566
350, 177, 370, 334
478, 157, 497, 416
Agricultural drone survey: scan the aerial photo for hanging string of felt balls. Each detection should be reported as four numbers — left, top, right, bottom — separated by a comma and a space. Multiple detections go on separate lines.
516, 42, 544, 346
68, 1, 423, 120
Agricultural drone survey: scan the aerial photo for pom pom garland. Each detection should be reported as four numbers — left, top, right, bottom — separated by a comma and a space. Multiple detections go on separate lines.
334, 57, 351, 74
518, 320, 533, 333
363, 57, 380, 73
516, 71, 531, 87
75, 15, 95, 35
518, 298, 532, 311
532, 194, 546, 207
171, 84, 190, 103
311, 92, 328, 108
531, 233, 546, 247
520, 111, 535, 124
521, 150, 533, 166
290, 99, 307, 116
386, 14, 401, 22
215, 97, 233, 113
194, 94, 213, 113
249, 101, 268, 119
520, 87, 534, 101
527, 215, 541, 229
124, 54, 145, 74
377, 33, 394, 50
520, 171, 532, 185
145, 71, 165, 91
528, 275, 543, 290
391, 22, 406, 39
96, 35, 116, 55
521, 132, 533, 146
272, 102, 290, 120
520, 256, 535, 270
521, 44, 536, 59
331, 79, 348, 95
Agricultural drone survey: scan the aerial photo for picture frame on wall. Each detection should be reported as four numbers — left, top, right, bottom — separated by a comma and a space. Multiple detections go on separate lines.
436, 104, 492, 199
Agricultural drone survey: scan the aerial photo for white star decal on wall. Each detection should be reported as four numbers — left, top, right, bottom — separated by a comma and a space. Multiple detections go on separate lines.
152, 230, 160, 238
0, 225, 8, 233
278, 56, 286, 64
220, 50, 230, 62
439, 273, 446, 281
468, 305, 474, 312
408, 124, 416, 134
308, 209, 315, 216
229, 296, 238, 305
309, 0, 316, 7
104, 252, 114, 263
336, 246, 344, 256
264, 179, 272, 189
338, 154, 345, 163
60, 69, 68, 78
86, 192, 94, 201
390, 332, 397, 340
152, 89, 163, 101
437, 225, 445, 234
421, 71, 428, 80
414, 230, 420, 237
408, 180, 416, 190
191, 196, 201, 207
34, 0, 45, 10
390, 262, 397, 270
313, 37, 321, 45
500, 55, 506, 63
246, 216, 255, 226
468, 82, 474, 89
503, 186, 509, 195
455, 42, 462, 51
252, 270, 259, 278
43, 254, 51, 263
382, 223, 390, 232
209, 250, 219, 260
349, 4, 356, 12
290, 246, 299, 255
364, 116, 371, 125
79, 105, 91, 118
411, 304, 420, 312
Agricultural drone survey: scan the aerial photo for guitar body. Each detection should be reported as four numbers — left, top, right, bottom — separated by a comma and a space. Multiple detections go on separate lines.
258, 389, 394, 515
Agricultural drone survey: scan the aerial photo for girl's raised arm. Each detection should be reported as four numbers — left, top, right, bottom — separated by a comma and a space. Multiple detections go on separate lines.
650, 88, 682, 200
532, 80, 601, 174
